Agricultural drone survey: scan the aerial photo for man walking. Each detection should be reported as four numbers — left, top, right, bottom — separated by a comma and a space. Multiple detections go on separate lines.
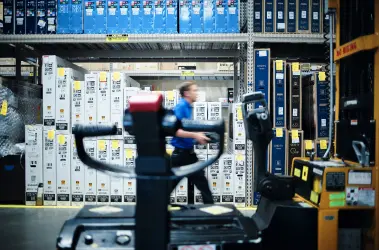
170, 82, 214, 204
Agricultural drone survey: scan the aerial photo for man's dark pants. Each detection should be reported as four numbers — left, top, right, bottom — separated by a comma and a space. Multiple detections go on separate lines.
171, 148, 214, 204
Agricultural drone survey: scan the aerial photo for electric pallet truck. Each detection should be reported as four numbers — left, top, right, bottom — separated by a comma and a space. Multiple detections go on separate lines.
57, 92, 317, 250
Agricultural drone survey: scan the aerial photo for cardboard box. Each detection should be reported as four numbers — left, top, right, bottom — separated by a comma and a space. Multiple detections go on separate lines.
226, 0, 238, 32
71, 135, 85, 206
124, 147, 137, 203
97, 72, 111, 139
297, 0, 310, 33
315, 139, 329, 158
228, 103, 246, 154
119, 0, 129, 33
194, 155, 207, 204
221, 154, 234, 204
215, 0, 227, 33
288, 63, 302, 129
70, 0, 84, 34
85, 74, 98, 125
15, 0, 26, 34
194, 102, 208, 120
25, 125, 43, 206
286, 130, 304, 174
273, 60, 287, 127
96, 140, 110, 204
153, 0, 165, 33
84, 140, 97, 204
234, 153, 246, 207
42, 56, 58, 128
208, 155, 221, 203
253, 0, 263, 33
142, 0, 154, 33
264, 0, 274, 32
204, 0, 215, 33
43, 129, 57, 206
110, 140, 124, 204
176, 177, 188, 204
110, 72, 125, 139
124, 87, 140, 109
254, 49, 271, 109
191, 0, 203, 33
46, 0, 57, 33
275, 0, 285, 32
270, 128, 287, 175
179, 0, 191, 33
26, 0, 37, 34
164, 90, 177, 109
286, 0, 296, 33
311, 0, 321, 33
207, 102, 222, 155
314, 73, 329, 138
130, 0, 142, 33
107, 0, 120, 34
72, 80, 85, 130
166, 0, 178, 33
57, 0, 70, 33
84, 0, 107, 34
56, 68, 73, 133
3, 0, 14, 34
37, 0, 47, 34
56, 133, 71, 206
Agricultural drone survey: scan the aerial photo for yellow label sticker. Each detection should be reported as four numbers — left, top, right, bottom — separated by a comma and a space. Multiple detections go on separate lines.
318, 71, 326, 81
113, 72, 121, 81
47, 130, 55, 140
320, 140, 327, 150
99, 72, 107, 82
58, 68, 65, 77
305, 140, 313, 150
275, 60, 283, 71
181, 70, 195, 76
58, 135, 65, 145
166, 149, 173, 155
236, 154, 244, 161
291, 130, 299, 139
105, 34, 128, 43
237, 106, 243, 121
74, 81, 81, 90
111, 140, 119, 149
294, 168, 301, 177
310, 191, 319, 204
275, 128, 283, 137
0, 100, 8, 116
302, 166, 309, 181
125, 149, 133, 158
98, 140, 106, 151
166, 91, 174, 101
292, 62, 300, 72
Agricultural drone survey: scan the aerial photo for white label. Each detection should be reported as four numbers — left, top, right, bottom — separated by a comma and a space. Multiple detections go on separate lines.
289, 11, 294, 20
302, 10, 306, 19
293, 71, 301, 76
298, 202, 312, 208
89, 206, 123, 214
321, 119, 327, 127
266, 11, 272, 19
97, 8, 104, 15
229, 7, 236, 15
276, 73, 284, 80
144, 7, 151, 15
5, 16, 11, 23
193, 7, 200, 15
86, 9, 93, 16
156, 7, 163, 15
277, 22, 285, 29
109, 8, 116, 15
132, 8, 139, 15
217, 7, 224, 15
293, 108, 298, 117
348, 171, 372, 185
255, 11, 260, 19
278, 107, 284, 115
121, 8, 127, 15
38, 20, 46, 27
16, 18, 24, 25
168, 7, 175, 15
313, 168, 323, 176
259, 50, 267, 57
313, 12, 318, 20
205, 8, 213, 16
48, 25, 56, 31
278, 11, 283, 19
199, 205, 233, 215
179, 246, 216, 250
48, 18, 55, 24
358, 188, 375, 206
292, 137, 300, 144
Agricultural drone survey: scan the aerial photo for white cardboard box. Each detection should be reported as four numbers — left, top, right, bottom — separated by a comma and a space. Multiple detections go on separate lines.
228, 103, 246, 154
208, 155, 222, 204
97, 72, 111, 139
71, 135, 85, 206
194, 155, 208, 204
175, 177, 188, 204
221, 154, 234, 204
207, 102, 222, 120
25, 125, 43, 206
56, 133, 71, 206
84, 74, 98, 125
84, 140, 97, 204
124, 148, 137, 203
72, 80, 85, 130
43, 129, 57, 206
197, 91, 206, 102
193, 102, 208, 120
42, 56, 58, 128
110, 140, 124, 204
234, 153, 246, 207
96, 139, 110, 204
56, 68, 73, 133
111, 72, 125, 140
124, 87, 140, 109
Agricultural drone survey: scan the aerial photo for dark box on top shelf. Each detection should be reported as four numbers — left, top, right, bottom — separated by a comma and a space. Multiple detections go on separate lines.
37, 0, 47, 34
287, 63, 302, 130
47, 0, 57, 34
270, 128, 287, 175
26, 0, 37, 34
226, 0, 238, 33
297, 0, 310, 33
275, 0, 285, 33
253, 0, 263, 33
264, 0, 274, 32
107, 1, 121, 34
273, 60, 286, 128
286, 0, 296, 33
70, 0, 84, 34
286, 130, 304, 174
15, 0, 26, 34
311, 0, 322, 33
254, 49, 271, 109
57, 0, 70, 33
3, 0, 14, 34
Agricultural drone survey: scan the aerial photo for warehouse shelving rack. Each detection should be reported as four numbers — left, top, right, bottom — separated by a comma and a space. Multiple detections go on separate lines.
0, 1, 330, 207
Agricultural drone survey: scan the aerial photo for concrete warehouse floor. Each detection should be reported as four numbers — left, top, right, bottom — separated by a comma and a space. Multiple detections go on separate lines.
0, 206, 256, 250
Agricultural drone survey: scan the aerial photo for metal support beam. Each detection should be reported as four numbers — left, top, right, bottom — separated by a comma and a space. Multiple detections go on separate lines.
15, 46, 21, 81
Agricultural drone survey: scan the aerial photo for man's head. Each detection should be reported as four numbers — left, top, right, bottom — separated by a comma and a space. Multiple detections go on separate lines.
178, 81, 198, 103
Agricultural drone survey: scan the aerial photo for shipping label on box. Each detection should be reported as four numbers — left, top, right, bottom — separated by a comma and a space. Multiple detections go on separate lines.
85, 74, 98, 125
194, 155, 207, 204
297, 0, 310, 32
124, 147, 136, 203
286, 0, 296, 32
221, 154, 234, 204
25, 125, 43, 205
176, 177, 188, 204
119, 1, 130, 33
130, 0, 142, 33
110, 140, 124, 203
72, 80, 85, 129
273, 60, 286, 127
107, 0, 120, 34
37, 0, 47, 34
204, 0, 215, 33
154, 0, 165, 33
70, 0, 84, 34
226, 0, 238, 32
47, 0, 57, 33
264, 0, 274, 32
15, 0, 26, 34
275, 0, 285, 32
311, 0, 321, 33
42, 56, 57, 128
3, 0, 14, 34
56, 133, 71, 206
43, 129, 57, 206
56, 68, 72, 133
57, 0, 70, 33
287, 130, 304, 174
97, 140, 110, 204
166, 0, 178, 33
142, 0, 154, 33
191, 0, 203, 33
84, 140, 97, 204
253, 0, 263, 32
288, 63, 302, 129
234, 153, 245, 207
254, 49, 271, 109
111, 72, 124, 139
71, 135, 85, 206
208, 155, 221, 203
179, 0, 191, 33
270, 128, 287, 175
26, 0, 37, 34
97, 72, 111, 139
315, 74, 329, 138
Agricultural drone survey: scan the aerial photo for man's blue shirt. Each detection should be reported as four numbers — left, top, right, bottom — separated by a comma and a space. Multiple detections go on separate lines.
171, 98, 195, 149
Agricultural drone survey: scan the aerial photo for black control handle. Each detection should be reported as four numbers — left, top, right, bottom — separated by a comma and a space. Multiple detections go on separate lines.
72, 124, 118, 137
242, 92, 266, 107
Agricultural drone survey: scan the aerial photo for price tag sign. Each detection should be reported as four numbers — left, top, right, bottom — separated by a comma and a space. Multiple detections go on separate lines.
125, 149, 133, 158
47, 130, 55, 140
292, 62, 300, 72
320, 140, 327, 150
276, 60, 283, 71
113, 72, 121, 81
99, 72, 107, 82
305, 140, 313, 150
111, 140, 119, 149
166, 91, 174, 101
0, 100, 7, 116
318, 71, 326, 81
98, 140, 106, 151
106, 34, 129, 43
237, 107, 243, 121
58, 135, 65, 145
58, 68, 65, 77
181, 71, 195, 76
291, 130, 299, 139
74, 81, 81, 90
275, 128, 283, 137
